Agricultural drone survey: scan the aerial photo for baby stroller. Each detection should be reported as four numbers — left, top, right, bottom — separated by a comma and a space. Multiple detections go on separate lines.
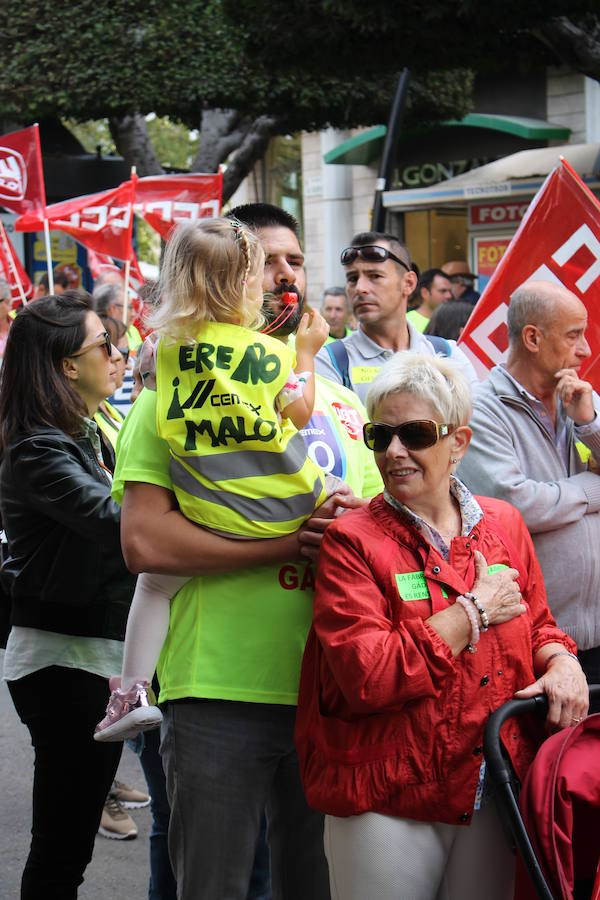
484, 685, 600, 900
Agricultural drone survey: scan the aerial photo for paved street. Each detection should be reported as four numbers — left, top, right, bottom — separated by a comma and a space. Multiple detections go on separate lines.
1, 652, 152, 899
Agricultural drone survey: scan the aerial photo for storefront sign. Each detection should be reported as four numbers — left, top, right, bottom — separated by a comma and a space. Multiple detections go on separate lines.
470, 200, 530, 228
474, 237, 510, 292
393, 158, 495, 190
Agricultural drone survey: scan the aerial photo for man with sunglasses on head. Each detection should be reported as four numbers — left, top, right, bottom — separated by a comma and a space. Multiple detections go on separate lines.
315, 231, 477, 404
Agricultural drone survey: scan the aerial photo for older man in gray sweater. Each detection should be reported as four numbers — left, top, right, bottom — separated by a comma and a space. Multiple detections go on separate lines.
459, 280, 600, 684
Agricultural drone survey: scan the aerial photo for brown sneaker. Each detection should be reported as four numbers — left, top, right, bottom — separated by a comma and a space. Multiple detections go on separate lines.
98, 792, 138, 840
112, 778, 150, 809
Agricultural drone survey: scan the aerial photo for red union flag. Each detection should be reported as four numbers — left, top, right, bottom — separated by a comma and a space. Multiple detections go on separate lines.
86, 247, 144, 287
134, 173, 222, 240
0, 125, 47, 215
0, 222, 33, 303
15, 178, 136, 261
459, 160, 600, 390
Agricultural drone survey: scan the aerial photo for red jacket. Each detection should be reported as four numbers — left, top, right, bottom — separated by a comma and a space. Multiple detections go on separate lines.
295, 494, 575, 825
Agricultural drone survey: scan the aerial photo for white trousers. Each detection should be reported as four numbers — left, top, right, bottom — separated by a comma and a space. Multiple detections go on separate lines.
324, 805, 515, 900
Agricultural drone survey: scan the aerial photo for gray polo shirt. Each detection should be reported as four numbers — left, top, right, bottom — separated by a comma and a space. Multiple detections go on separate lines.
315, 321, 479, 405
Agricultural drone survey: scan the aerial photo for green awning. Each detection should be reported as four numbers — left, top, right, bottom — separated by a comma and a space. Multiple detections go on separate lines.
324, 115, 572, 165
323, 126, 387, 166
449, 113, 571, 140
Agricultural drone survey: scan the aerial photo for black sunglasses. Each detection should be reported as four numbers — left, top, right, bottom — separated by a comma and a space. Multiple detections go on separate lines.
341, 244, 411, 273
71, 331, 112, 359
118, 347, 130, 363
363, 419, 455, 452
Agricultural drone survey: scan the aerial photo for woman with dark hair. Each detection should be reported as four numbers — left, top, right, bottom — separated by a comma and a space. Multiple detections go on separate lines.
424, 301, 473, 342
95, 314, 130, 468
0, 291, 136, 898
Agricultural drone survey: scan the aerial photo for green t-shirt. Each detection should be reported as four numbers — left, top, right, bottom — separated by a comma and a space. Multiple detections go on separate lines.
406, 309, 430, 333
112, 376, 381, 705
325, 327, 352, 344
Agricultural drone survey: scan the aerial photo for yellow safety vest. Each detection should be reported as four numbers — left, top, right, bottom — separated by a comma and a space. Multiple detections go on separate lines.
94, 401, 124, 450
156, 321, 326, 538
126, 324, 143, 352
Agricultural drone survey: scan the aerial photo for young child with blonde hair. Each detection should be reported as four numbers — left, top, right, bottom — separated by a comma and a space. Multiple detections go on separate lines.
95, 217, 331, 741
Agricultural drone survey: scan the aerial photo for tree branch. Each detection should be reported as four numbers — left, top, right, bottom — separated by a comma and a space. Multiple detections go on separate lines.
221, 115, 278, 202
534, 16, 600, 80
108, 113, 164, 176
192, 108, 247, 171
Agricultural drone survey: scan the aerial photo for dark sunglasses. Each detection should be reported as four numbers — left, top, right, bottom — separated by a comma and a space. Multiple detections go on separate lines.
118, 347, 130, 363
340, 244, 410, 273
363, 419, 455, 452
71, 331, 112, 359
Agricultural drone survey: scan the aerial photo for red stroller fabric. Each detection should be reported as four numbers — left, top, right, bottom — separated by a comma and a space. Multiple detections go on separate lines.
515, 713, 600, 900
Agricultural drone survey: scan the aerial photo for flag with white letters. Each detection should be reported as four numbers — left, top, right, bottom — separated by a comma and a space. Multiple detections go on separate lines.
0, 125, 46, 215
458, 159, 600, 389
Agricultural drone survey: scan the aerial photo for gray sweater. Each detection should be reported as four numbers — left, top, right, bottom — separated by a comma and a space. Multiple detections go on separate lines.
458, 365, 600, 650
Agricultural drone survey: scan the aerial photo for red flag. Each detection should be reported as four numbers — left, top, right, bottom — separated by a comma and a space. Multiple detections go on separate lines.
15, 179, 136, 262
0, 222, 33, 304
87, 247, 144, 287
86, 247, 150, 337
0, 125, 47, 216
459, 159, 600, 391
134, 173, 222, 240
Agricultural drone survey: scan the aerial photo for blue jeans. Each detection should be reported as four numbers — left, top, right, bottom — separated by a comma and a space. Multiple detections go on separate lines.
129, 730, 177, 900
161, 699, 330, 900
248, 815, 272, 900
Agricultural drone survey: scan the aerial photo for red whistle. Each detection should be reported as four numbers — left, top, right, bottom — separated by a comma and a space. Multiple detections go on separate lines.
281, 291, 297, 305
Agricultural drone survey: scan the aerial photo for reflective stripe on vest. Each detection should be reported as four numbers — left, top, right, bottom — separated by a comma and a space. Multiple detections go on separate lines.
94, 403, 124, 449
170, 456, 324, 530
156, 322, 326, 537
171, 430, 308, 481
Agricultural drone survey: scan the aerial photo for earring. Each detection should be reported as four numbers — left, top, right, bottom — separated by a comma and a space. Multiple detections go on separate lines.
451, 457, 458, 464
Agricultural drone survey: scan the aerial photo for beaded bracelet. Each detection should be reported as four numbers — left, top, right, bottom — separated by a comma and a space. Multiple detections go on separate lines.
464, 591, 489, 632
456, 595, 479, 653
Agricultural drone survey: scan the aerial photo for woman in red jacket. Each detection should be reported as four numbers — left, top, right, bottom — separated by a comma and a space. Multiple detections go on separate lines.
295, 353, 588, 900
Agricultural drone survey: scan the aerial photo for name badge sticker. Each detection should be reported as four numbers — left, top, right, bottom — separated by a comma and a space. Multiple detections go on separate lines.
395, 570, 449, 602
351, 366, 379, 384
395, 571, 430, 601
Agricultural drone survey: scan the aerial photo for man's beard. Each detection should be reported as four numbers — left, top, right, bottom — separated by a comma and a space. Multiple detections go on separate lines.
261, 284, 304, 337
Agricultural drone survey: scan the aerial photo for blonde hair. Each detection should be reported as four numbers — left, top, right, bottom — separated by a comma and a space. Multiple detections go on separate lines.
366, 353, 472, 426
148, 217, 265, 341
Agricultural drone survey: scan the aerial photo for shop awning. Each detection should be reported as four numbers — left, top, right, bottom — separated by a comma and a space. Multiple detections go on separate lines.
323, 126, 387, 166
382, 142, 600, 209
323, 116, 571, 166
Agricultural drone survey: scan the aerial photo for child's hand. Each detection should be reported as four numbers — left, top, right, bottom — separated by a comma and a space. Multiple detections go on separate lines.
295, 310, 329, 356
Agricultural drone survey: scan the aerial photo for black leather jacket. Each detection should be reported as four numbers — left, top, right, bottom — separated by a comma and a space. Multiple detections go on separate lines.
0, 426, 136, 640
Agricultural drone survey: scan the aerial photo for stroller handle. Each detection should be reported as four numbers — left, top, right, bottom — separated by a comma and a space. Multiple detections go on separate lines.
483, 684, 600, 900
483, 684, 600, 787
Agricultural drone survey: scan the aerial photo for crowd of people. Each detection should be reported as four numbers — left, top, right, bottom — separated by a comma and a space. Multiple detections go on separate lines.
0, 202, 595, 900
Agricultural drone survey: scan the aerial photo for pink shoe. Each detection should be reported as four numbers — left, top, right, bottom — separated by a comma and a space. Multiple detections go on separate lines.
94, 680, 163, 742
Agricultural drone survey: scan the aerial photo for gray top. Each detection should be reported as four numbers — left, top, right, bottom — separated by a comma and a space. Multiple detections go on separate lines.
315, 321, 479, 405
458, 364, 600, 651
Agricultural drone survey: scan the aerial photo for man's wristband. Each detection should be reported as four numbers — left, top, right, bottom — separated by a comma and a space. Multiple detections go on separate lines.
544, 650, 581, 671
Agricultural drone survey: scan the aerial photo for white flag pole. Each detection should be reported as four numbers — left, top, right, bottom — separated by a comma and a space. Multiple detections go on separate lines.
0, 221, 27, 306
122, 166, 137, 326
33, 124, 54, 294
43, 219, 54, 295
